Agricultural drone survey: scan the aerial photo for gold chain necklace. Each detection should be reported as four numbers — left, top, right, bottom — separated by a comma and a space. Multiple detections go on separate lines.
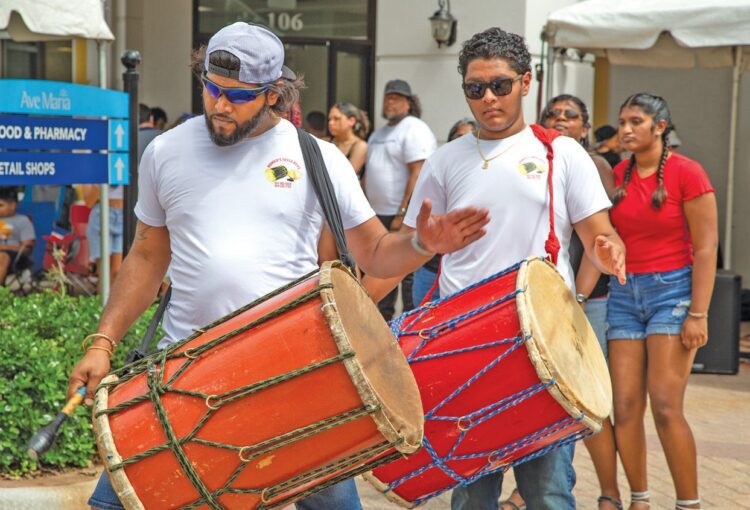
475, 134, 521, 169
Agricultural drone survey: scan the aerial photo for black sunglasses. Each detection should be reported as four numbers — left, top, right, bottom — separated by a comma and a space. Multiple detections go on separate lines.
201, 72, 269, 104
545, 108, 582, 120
462, 76, 524, 100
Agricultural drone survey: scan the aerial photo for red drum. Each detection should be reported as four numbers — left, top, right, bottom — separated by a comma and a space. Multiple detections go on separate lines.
93, 261, 423, 510
365, 257, 612, 507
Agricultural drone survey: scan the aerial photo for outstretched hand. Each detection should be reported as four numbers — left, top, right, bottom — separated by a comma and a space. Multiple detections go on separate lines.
594, 234, 626, 284
415, 199, 490, 254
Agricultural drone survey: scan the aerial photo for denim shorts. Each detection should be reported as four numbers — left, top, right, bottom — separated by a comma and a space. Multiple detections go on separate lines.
86, 203, 124, 261
607, 266, 692, 340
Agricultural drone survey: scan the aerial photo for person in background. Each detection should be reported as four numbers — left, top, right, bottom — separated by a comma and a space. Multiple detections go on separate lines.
411, 117, 477, 306
536, 94, 621, 510
81, 183, 124, 292
365, 78, 437, 320
138, 103, 162, 164
150, 106, 168, 130
608, 93, 717, 510
594, 124, 623, 169
0, 187, 35, 286
328, 102, 369, 178
305, 110, 326, 138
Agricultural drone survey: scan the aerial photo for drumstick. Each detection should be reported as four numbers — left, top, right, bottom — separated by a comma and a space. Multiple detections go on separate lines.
27, 387, 87, 461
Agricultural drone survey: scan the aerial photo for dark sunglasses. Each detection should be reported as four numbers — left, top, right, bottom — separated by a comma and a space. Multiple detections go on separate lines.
462, 76, 524, 100
201, 72, 269, 104
545, 108, 582, 120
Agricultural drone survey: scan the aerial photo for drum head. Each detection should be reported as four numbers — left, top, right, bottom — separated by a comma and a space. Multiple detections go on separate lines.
321, 263, 423, 452
516, 258, 612, 428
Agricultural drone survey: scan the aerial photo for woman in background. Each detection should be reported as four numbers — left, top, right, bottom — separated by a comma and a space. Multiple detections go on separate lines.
608, 93, 716, 510
328, 102, 369, 178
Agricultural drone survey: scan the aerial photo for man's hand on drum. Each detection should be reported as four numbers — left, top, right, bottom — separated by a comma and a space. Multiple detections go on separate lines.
67, 348, 111, 406
593, 234, 626, 284
415, 199, 490, 254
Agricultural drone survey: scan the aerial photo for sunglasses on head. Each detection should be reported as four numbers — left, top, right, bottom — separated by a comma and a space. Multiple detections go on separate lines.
545, 108, 582, 120
462, 75, 524, 100
201, 72, 269, 104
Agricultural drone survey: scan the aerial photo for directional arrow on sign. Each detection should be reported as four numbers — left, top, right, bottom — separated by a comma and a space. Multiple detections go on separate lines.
114, 124, 125, 149
115, 157, 125, 182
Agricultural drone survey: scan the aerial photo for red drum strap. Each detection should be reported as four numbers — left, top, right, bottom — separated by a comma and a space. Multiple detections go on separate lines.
529, 124, 561, 265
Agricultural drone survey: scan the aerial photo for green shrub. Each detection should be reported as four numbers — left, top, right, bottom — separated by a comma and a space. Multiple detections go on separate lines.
0, 288, 160, 477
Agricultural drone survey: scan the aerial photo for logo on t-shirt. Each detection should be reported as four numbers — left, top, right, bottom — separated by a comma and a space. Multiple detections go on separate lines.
264, 157, 303, 189
0, 220, 13, 242
516, 157, 547, 180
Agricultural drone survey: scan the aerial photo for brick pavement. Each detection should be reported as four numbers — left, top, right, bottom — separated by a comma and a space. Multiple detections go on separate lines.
352, 362, 750, 509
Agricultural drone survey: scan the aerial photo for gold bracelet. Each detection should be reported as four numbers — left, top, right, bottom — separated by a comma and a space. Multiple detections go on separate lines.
86, 345, 113, 357
687, 311, 708, 319
82, 333, 117, 353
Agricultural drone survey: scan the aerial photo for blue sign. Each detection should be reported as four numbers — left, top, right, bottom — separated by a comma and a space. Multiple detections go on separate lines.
0, 80, 128, 118
0, 115, 111, 151
108, 153, 129, 185
0, 152, 110, 185
108, 120, 129, 152
0, 80, 130, 186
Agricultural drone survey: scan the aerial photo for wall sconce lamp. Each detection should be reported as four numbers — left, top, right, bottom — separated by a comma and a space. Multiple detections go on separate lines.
429, 0, 457, 48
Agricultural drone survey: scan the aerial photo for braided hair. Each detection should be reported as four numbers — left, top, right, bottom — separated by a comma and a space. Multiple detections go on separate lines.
540, 94, 591, 149
333, 102, 370, 140
611, 93, 672, 209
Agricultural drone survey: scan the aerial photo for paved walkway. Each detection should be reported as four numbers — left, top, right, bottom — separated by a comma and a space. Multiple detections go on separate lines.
354, 362, 750, 509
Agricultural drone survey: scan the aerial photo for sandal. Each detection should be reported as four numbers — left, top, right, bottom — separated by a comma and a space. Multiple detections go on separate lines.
630, 491, 650, 508
499, 488, 526, 510
676, 498, 701, 510
598, 495, 624, 510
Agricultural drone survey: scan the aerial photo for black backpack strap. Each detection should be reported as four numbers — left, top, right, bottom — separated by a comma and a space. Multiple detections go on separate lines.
297, 127, 357, 271
124, 285, 171, 364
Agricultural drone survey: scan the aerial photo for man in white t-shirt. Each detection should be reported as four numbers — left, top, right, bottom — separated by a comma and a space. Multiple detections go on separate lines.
395, 28, 626, 510
68, 23, 490, 510
365, 79, 437, 318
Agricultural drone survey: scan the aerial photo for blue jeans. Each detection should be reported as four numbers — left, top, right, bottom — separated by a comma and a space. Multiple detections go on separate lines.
585, 296, 609, 360
89, 471, 361, 510
412, 266, 439, 305
450, 444, 576, 510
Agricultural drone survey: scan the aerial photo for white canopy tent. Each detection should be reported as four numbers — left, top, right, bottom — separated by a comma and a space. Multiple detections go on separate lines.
1, 0, 116, 300
544, 0, 750, 270
0, 0, 113, 41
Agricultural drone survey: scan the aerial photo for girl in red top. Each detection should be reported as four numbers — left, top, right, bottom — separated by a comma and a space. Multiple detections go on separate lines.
607, 93, 717, 510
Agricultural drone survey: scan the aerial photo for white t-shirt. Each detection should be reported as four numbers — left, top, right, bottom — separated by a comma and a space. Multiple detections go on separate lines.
404, 126, 611, 294
365, 116, 437, 215
136, 117, 375, 344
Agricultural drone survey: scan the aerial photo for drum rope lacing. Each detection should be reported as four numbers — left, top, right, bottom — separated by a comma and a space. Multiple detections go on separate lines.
94, 266, 404, 509
384, 259, 594, 506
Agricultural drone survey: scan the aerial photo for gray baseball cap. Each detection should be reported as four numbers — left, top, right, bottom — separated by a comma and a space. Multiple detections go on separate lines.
205, 22, 284, 84
384, 79, 413, 98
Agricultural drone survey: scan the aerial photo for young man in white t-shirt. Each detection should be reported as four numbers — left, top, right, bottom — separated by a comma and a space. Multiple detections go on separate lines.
397, 28, 626, 510
68, 23, 490, 510
365, 79, 437, 318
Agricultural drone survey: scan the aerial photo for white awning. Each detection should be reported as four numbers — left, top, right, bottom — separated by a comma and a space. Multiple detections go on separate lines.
544, 0, 750, 69
0, 0, 114, 42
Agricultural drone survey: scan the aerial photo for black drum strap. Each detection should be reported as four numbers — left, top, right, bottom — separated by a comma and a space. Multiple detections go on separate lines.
297, 127, 357, 272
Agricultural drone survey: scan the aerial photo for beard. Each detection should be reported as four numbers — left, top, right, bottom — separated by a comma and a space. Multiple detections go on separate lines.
204, 102, 271, 147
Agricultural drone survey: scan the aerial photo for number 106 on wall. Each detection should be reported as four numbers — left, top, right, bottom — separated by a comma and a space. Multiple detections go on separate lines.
267, 12, 303, 31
